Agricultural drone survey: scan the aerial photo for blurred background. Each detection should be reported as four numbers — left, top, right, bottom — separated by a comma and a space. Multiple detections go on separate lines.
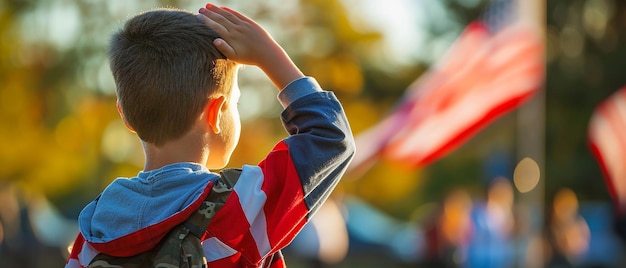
1, 0, 625, 267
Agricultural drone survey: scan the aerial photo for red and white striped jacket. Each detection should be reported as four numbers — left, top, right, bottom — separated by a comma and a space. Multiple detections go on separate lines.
65, 77, 355, 267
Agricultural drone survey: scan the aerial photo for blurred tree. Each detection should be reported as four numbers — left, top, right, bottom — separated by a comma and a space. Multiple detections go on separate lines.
3, 2, 99, 206
7, 0, 619, 227
4, 0, 496, 220
1, 0, 423, 218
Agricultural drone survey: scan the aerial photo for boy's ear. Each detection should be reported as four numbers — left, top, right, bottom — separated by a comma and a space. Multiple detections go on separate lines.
116, 101, 135, 133
205, 96, 226, 134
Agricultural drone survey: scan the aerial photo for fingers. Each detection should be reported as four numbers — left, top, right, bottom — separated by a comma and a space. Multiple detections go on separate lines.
197, 4, 244, 60
202, 4, 243, 27
213, 38, 236, 58
197, 12, 228, 35
198, 8, 234, 34
220, 6, 254, 24
196, 14, 236, 58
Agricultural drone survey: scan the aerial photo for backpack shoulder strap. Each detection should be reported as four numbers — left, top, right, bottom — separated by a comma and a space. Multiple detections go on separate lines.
148, 168, 242, 267
183, 168, 242, 238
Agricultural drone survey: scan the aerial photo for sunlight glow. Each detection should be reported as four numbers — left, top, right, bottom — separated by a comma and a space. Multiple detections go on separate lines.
101, 120, 142, 165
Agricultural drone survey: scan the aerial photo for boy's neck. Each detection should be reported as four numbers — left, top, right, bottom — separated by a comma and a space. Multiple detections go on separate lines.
141, 128, 209, 171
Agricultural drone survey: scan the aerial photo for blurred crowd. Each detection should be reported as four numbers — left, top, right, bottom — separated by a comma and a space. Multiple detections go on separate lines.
284, 176, 625, 268
0, 184, 76, 267
1, 179, 624, 268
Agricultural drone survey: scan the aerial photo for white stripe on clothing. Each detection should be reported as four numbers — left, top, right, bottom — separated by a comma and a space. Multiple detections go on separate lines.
202, 237, 238, 261
234, 165, 272, 257
78, 242, 99, 267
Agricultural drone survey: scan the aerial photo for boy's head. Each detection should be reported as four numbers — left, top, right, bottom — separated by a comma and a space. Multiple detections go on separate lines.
109, 8, 238, 148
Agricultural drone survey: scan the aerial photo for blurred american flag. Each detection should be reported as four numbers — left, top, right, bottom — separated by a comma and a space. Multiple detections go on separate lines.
588, 86, 626, 213
349, 0, 544, 172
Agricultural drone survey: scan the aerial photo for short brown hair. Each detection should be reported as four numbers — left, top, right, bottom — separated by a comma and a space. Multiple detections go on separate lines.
109, 8, 237, 146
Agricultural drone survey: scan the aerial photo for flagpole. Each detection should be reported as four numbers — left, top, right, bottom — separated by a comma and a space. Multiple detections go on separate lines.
514, 0, 545, 267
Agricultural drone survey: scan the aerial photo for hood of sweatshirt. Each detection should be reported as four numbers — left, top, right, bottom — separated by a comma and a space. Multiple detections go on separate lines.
78, 162, 219, 257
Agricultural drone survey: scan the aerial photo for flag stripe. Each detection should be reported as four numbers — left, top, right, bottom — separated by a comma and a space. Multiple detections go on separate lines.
380, 20, 543, 166
350, 12, 544, 170
589, 87, 626, 212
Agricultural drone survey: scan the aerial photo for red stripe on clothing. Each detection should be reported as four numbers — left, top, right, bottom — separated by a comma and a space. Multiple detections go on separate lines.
66, 233, 85, 265
207, 141, 311, 265
259, 144, 309, 250
209, 191, 261, 264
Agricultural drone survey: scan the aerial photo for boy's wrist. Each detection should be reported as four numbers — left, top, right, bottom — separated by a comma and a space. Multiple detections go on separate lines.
258, 46, 304, 90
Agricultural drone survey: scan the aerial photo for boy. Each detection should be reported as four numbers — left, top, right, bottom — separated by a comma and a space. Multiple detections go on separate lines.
65, 3, 355, 268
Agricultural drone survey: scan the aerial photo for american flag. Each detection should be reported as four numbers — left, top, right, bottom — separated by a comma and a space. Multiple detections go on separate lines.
349, 0, 544, 172
588, 86, 626, 213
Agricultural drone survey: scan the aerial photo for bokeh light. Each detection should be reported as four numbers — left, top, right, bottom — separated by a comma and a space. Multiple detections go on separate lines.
513, 157, 541, 193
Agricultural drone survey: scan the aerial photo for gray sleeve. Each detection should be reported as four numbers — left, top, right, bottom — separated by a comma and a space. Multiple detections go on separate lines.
277, 77, 324, 109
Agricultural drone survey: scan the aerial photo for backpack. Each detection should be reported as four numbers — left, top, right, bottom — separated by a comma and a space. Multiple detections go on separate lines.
87, 168, 241, 268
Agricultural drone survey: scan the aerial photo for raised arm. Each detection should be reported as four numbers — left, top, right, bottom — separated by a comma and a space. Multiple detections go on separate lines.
197, 5, 355, 266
